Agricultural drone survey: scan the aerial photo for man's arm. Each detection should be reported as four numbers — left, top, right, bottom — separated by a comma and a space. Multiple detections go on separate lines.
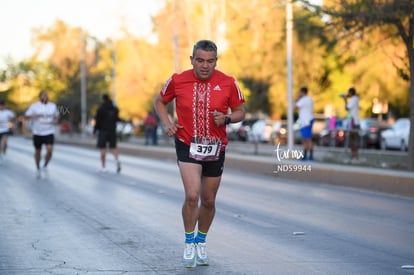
154, 93, 182, 137
228, 104, 245, 124
154, 94, 171, 127
212, 104, 246, 127
8, 110, 15, 121
295, 94, 304, 111
93, 108, 102, 135
53, 105, 60, 124
24, 105, 35, 120
343, 95, 350, 111
116, 107, 121, 122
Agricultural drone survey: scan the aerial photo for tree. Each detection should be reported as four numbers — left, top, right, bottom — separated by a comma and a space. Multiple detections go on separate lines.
302, 0, 414, 169
223, 0, 355, 118
32, 20, 111, 129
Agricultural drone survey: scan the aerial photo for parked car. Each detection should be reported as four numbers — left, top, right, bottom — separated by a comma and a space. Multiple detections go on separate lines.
248, 119, 280, 143
359, 118, 390, 148
319, 118, 390, 148
319, 130, 346, 147
273, 115, 326, 145
237, 118, 259, 142
318, 118, 343, 147
226, 121, 243, 141
116, 121, 134, 140
311, 115, 328, 144
380, 118, 410, 151
271, 120, 301, 144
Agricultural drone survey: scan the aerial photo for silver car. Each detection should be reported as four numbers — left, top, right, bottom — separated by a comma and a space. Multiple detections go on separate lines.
380, 118, 410, 151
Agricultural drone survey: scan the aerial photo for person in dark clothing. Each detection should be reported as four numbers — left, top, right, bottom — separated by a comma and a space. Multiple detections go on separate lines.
93, 94, 121, 173
152, 112, 160, 145
144, 111, 158, 145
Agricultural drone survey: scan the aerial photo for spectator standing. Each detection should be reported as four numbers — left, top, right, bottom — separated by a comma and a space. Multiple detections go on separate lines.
295, 87, 314, 161
152, 112, 160, 145
24, 91, 59, 178
93, 94, 121, 173
0, 100, 15, 164
342, 87, 360, 160
154, 40, 245, 267
143, 111, 158, 145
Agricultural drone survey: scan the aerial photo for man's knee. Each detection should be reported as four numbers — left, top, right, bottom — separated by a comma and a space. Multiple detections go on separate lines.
201, 198, 215, 210
185, 192, 200, 207
46, 145, 53, 153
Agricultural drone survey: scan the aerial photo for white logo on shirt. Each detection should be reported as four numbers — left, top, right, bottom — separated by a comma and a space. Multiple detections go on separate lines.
213, 85, 221, 91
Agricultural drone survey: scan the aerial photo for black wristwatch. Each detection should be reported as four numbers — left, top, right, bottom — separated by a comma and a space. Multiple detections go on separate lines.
225, 115, 231, 125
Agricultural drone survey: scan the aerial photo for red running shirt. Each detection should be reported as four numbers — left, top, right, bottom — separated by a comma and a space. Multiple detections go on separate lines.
160, 69, 245, 147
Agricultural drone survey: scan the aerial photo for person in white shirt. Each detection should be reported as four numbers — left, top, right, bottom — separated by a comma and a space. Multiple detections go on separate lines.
0, 100, 15, 162
295, 87, 314, 160
342, 87, 360, 160
24, 91, 60, 178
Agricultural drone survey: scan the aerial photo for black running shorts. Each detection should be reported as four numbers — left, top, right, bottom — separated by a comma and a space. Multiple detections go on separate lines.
33, 134, 55, 149
175, 138, 225, 177
97, 130, 117, 149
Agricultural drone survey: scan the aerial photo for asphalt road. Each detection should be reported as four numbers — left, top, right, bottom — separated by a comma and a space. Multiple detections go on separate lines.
1, 136, 414, 274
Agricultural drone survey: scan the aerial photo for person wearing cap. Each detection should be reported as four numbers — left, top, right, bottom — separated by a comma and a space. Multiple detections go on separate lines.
342, 87, 360, 160
24, 91, 59, 178
0, 100, 15, 163
93, 94, 121, 173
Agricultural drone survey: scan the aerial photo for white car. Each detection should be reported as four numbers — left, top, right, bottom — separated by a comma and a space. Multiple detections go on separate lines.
380, 118, 410, 151
248, 120, 280, 143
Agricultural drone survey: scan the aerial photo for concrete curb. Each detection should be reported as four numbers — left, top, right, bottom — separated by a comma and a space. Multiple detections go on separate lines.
57, 137, 414, 198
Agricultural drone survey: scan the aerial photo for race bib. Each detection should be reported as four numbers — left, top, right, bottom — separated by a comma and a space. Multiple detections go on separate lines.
189, 137, 222, 161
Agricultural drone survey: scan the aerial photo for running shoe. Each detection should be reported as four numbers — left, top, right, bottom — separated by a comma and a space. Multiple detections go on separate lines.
97, 167, 107, 173
116, 161, 121, 173
196, 242, 209, 266
42, 167, 49, 178
182, 243, 196, 268
36, 169, 41, 179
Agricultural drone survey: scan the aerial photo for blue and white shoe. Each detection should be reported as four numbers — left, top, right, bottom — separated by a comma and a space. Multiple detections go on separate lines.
196, 242, 209, 266
182, 243, 196, 268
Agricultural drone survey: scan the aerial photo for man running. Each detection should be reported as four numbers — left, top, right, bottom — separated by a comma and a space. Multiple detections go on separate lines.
24, 91, 59, 178
0, 100, 15, 164
154, 40, 246, 267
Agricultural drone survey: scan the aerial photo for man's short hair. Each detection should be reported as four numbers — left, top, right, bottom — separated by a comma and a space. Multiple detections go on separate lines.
192, 40, 217, 57
348, 87, 356, 95
300, 87, 308, 94
102, 94, 110, 101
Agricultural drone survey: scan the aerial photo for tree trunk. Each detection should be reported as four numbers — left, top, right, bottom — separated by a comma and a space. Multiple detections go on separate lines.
409, 57, 414, 171
398, 15, 414, 171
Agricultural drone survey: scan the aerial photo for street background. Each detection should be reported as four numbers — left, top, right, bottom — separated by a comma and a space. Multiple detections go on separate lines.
1, 135, 413, 274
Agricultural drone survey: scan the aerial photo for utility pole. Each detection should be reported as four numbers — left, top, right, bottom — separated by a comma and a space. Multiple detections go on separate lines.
173, 0, 179, 74
172, 0, 179, 120
80, 34, 87, 136
112, 40, 117, 106
286, 0, 294, 149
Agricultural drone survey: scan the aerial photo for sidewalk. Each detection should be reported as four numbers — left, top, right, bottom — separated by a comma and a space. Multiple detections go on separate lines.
56, 133, 414, 198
